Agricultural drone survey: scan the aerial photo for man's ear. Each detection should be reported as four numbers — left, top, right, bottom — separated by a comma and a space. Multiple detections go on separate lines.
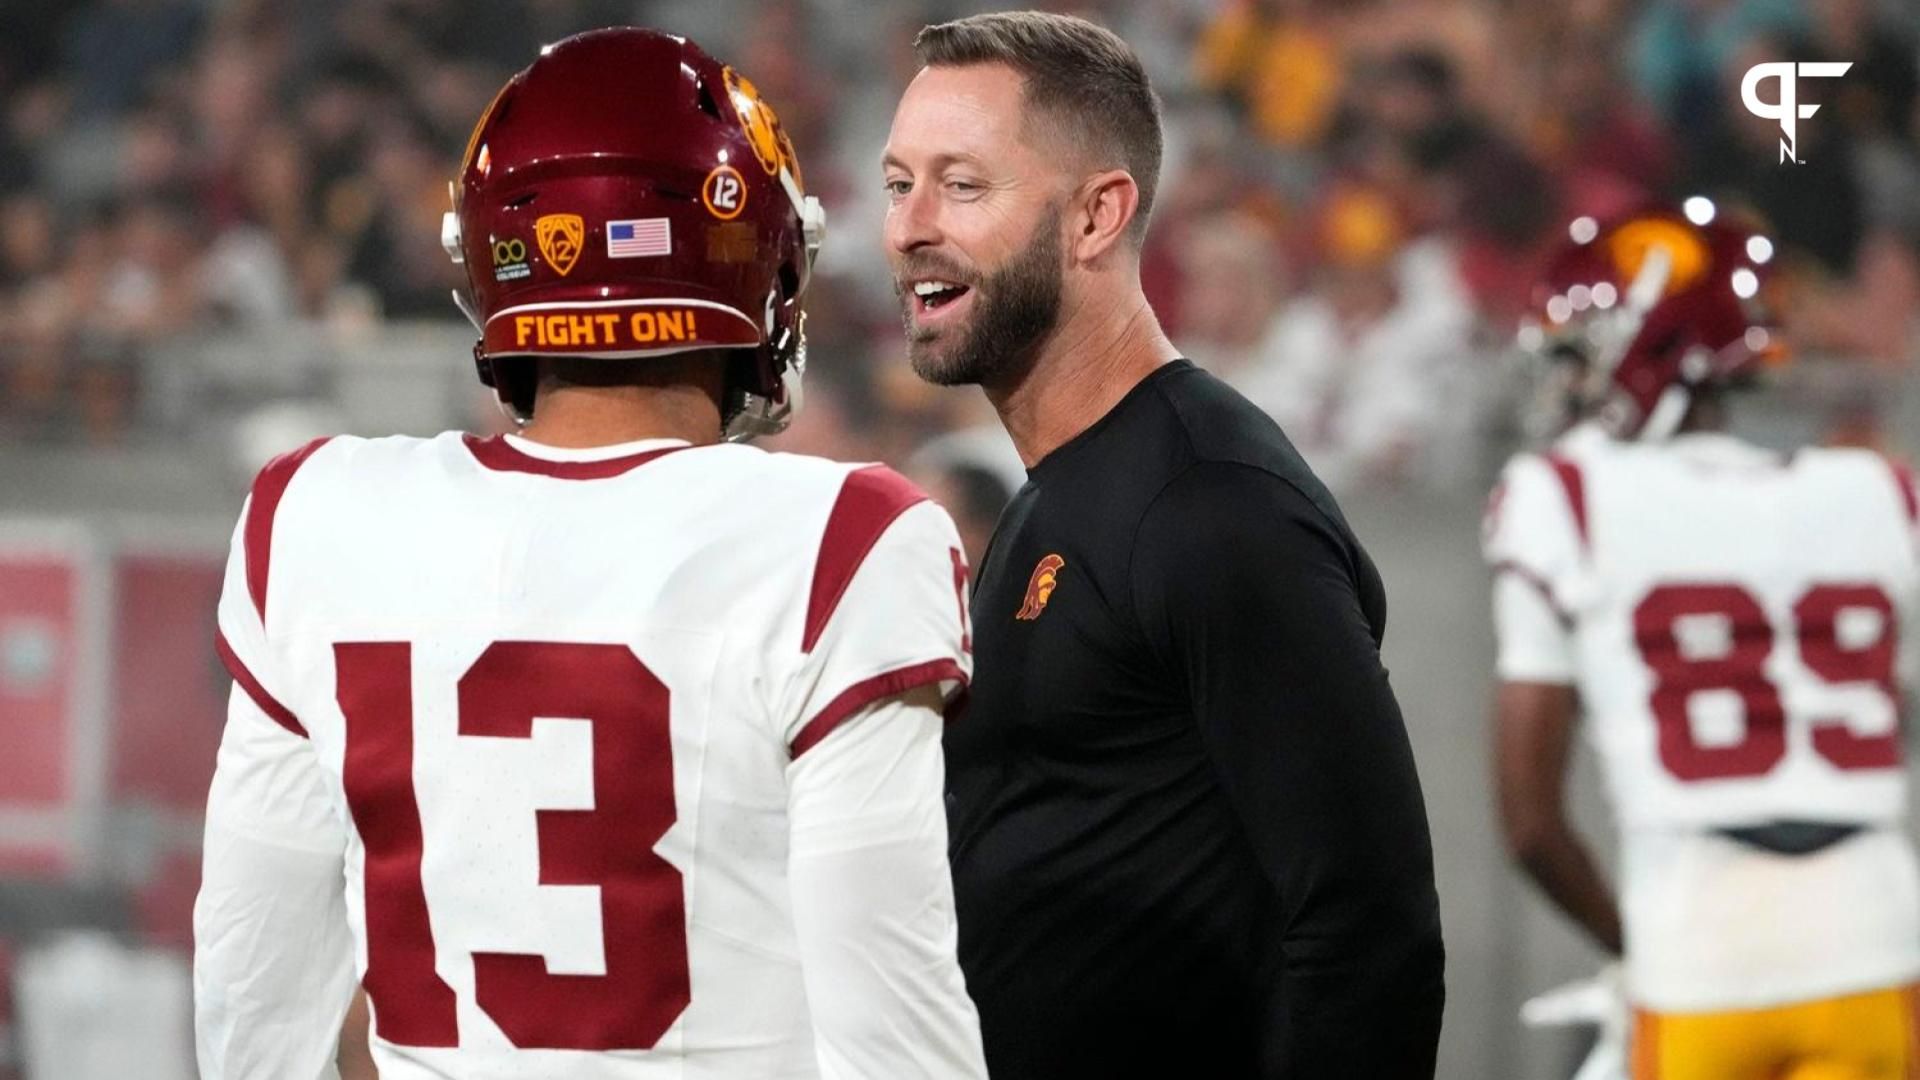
1069, 169, 1140, 264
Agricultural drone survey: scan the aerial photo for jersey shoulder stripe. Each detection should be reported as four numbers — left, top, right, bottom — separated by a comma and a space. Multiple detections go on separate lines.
1489, 559, 1574, 626
789, 657, 967, 758
243, 436, 334, 621
213, 628, 306, 737
802, 465, 930, 653
1542, 451, 1590, 553
1886, 456, 1917, 526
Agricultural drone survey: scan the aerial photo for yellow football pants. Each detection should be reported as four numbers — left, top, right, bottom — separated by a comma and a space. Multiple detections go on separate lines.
1632, 986, 1920, 1080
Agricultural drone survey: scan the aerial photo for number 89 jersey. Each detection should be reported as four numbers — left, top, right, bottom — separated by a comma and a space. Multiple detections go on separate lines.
1484, 429, 1919, 833
201, 432, 977, 1078
1487, 429, 1920, 1010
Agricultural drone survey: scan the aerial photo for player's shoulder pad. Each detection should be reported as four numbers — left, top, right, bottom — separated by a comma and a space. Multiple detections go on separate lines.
1789, 446, 1918, 528
1852, 447, 1914, 528
800, 462, 954, 654
241, 435, 342, 622
1485, 450, 1589, 564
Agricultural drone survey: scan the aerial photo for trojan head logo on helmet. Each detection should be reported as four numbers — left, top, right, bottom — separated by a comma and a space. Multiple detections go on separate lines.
1520, 198, 1780, 442
441, 28, 826, 439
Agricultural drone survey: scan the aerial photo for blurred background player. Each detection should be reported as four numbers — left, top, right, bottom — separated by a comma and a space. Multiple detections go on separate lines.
1487, 202, 1920, 1080
192, 28, 986, 1079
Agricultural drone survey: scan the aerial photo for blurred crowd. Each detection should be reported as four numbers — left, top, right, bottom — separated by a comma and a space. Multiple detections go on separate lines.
2, 0, 1917, 497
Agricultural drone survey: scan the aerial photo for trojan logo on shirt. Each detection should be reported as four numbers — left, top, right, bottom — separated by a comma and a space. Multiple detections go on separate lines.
1015, 554, 1065, 621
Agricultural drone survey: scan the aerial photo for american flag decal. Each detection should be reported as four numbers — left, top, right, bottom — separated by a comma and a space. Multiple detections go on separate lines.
606, 218, 671, 258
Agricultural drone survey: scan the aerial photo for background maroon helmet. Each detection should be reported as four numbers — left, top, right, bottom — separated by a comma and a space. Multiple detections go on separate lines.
1522, 199, 1781, 441
441, 27, 825, 437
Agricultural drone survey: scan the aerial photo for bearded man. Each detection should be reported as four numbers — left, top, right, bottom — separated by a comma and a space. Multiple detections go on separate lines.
881, 11, 1446, 1078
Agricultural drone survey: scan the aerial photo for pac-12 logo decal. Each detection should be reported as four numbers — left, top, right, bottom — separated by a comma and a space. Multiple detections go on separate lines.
1741, 61, 1852, 164
1015, 554, 1065, 621
535, 213, 585, 276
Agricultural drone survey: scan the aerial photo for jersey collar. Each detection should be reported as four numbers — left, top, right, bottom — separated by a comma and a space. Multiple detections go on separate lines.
463, 432, 694, 479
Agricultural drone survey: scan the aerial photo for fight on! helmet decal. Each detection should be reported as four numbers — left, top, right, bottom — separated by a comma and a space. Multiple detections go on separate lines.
484, 299, 762, 357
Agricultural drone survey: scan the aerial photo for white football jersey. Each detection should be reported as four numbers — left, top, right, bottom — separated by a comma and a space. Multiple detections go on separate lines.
195, 432, 987, 1079
1486, 428, 1920, 1010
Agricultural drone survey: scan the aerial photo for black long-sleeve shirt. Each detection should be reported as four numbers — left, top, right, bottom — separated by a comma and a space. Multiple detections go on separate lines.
947, 359, 1444, 1078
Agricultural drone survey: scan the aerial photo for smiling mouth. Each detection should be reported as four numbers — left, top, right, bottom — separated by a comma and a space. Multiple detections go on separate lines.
911, 280, 972, 314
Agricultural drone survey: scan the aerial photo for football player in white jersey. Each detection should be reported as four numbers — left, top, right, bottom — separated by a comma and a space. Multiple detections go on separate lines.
1487, 202, 1920, 1080
192, 28, 988, 1080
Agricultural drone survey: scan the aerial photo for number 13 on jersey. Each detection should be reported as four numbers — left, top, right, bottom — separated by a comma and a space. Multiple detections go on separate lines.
335, 640, 690, 1051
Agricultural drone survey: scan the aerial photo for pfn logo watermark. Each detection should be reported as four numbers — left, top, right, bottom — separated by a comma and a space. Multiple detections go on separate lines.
1741, 62, 1852, 164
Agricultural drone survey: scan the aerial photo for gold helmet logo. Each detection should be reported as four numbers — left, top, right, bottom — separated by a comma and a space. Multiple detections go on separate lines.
535, 213, 585, 277
460, 83, 509, 178
1607, 218, 1709, 296
723, 67, 802, 187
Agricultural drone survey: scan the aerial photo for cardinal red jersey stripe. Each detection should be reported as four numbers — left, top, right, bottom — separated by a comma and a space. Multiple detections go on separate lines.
802, 466, 930, 654
1887, 457, 1918, 527
214, 629, 307, 738
1543, 452, 1590, 553
1490, 560, 1574, 628
790, 659, 967, 758
244, 437, 333, 622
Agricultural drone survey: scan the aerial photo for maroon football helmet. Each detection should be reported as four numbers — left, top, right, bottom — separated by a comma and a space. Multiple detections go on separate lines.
441, 28, 825, 437
1522, 199, 1780, 440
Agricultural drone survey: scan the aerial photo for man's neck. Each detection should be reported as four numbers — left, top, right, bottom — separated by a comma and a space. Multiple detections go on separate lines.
984, 285, 1180, 468
516, 383, 722, 449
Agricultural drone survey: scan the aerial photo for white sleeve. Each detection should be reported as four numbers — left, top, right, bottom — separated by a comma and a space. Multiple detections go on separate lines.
196, 509, 356, 1079
782, 495, 973, 754
194, 689, 355, 1080
1492, 573, 1577, 683
787, 685, 988, 1080
1483, 456, 1581, 685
